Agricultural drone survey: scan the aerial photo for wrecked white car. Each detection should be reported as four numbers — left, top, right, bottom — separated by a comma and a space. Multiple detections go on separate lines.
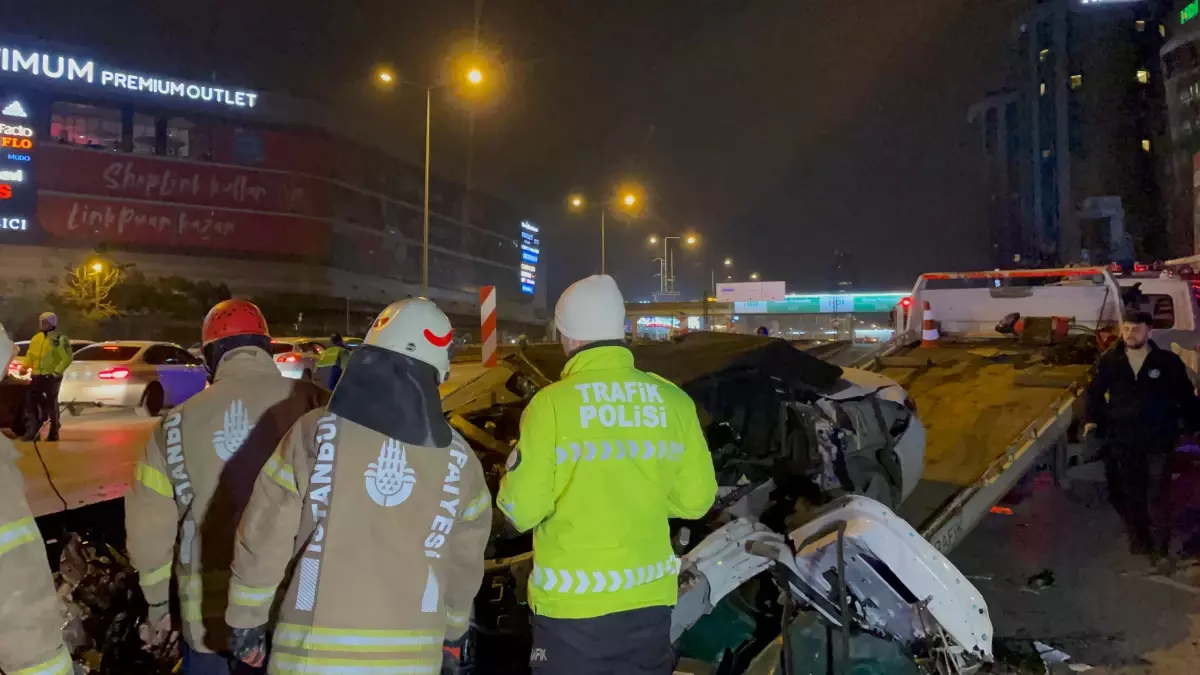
448, 333, 945, 672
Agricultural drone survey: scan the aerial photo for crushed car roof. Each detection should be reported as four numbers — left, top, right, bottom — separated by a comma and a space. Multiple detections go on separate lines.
520, 332, 844, 393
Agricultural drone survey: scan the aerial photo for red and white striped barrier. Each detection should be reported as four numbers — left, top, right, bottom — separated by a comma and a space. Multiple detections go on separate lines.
920, 301, 939, 348
481, 285, 498, 367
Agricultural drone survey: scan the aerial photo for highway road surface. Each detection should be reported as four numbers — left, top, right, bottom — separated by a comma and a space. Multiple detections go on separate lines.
15, 362, 492, 517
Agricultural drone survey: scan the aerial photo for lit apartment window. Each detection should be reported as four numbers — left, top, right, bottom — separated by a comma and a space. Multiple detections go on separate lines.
1040, 82, 1047, 96
1039, 48, 1050, 62
1136, 20, 1146, 32
1042, 149, 1053, 159
1137, 69, 1150, 84
1070, 74, 1083, 89
1142, 139, 1152, 152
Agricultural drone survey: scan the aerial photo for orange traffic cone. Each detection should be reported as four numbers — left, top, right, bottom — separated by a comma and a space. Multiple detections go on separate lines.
920, 301, 939, 348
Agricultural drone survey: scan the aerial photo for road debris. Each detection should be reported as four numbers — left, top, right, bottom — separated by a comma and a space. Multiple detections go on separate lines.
1026, 569, 1056, 591
55, 532, 179, 674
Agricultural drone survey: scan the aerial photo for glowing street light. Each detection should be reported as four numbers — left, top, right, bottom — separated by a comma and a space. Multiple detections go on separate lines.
685, 235, 698, 246
90, 261, 105, 273
724, 258, 733, 266
569, 194, 585, 209
750, 272, 760, 281
623, 193, 637, 208
648, 235, 659, 245
373, 57, 495, 294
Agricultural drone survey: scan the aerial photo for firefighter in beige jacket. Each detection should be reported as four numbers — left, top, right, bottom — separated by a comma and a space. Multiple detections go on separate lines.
0, 322, 73, 675
226, 298, 492, 675
125, 300, 328, 671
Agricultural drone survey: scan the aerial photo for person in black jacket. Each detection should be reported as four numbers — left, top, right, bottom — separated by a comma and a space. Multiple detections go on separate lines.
1085, 311, 1200, 569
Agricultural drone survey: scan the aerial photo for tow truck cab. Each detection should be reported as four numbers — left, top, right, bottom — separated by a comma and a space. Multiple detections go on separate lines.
1115, 274, 1200, 381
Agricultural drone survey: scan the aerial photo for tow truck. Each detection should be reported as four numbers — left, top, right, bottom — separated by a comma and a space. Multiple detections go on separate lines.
449, 265, 1126, 674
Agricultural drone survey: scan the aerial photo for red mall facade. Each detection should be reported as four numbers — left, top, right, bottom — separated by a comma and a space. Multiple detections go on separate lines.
0, 38, 545, 331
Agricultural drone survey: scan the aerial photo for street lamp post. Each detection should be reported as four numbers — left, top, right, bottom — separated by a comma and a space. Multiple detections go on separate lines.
567, 191, 638, 274
376, 64, 486, 295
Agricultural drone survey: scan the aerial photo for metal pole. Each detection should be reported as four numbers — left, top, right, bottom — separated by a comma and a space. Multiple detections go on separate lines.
668, 248, 675, 294
601, 210, 606, 274
422, 86, 432, 295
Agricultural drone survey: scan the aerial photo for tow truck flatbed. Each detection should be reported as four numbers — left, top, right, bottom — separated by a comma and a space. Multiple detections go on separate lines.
855, 266, 1125, 553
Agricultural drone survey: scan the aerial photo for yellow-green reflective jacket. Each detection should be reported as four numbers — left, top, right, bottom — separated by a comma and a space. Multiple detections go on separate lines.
497, 345, 718, 620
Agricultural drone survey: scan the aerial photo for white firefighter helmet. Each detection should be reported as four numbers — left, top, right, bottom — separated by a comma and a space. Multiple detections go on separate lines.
364, 298, 454, 383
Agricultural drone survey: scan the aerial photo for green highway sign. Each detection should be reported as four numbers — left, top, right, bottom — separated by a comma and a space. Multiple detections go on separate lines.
734, 293, 906, 314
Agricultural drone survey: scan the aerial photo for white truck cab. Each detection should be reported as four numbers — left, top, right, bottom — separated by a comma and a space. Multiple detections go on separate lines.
1116, 273, 1200, 382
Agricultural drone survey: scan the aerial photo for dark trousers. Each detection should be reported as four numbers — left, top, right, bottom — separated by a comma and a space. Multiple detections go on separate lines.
530, 606, 673, 675
182, 643, 265, 675
24, 374, 61, 439
315, 365, 342, 391
1104, 442, 1175, 557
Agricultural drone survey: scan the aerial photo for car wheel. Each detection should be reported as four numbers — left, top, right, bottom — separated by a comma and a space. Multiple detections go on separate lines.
137, 383, 165, 417
302, 369, 313, 381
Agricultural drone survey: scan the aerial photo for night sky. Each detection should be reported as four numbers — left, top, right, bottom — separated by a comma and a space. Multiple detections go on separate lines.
11, 0, 1030, 302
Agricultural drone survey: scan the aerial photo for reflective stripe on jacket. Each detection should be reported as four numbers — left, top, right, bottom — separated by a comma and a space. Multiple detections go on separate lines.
227, 412, 492, 675
496, 345, 717, 620
125, 347, 329, 653
315, 346, 349, 369
23, 331, 71, 376
0, 438, 71, 674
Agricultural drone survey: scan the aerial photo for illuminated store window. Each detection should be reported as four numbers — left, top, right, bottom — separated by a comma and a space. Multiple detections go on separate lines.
49, 102, 121, 150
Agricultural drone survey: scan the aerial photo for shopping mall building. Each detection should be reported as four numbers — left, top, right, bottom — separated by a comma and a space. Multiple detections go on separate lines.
0, 36, 546, 336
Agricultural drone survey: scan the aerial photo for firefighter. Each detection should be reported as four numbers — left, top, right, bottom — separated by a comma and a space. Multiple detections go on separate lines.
225, 298, 492, 675
497, 274, 718, 675
125, 299, 328, 674
0, 321, 74, 675
314, 333, 350, 390
20, 311, 72, 442
1085, 310, 1200, 573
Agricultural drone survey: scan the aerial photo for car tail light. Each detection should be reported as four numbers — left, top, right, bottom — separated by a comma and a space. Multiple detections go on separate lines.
276, 353, 301, 363
98, 366, 131, 380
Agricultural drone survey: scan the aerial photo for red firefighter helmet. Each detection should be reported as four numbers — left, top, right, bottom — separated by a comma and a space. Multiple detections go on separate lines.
202, 299, 269, 346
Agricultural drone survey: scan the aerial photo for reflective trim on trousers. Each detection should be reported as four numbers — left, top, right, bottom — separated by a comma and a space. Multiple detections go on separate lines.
275, 623, 442, 653
269, 654, 440, 675
0, 516, 38, 558
11, 647, 73, 675
459, 489, 490, 522
230, 581, 277, 607
139, 561, 173, 588
263, 453, 298, 494
554, 440, 684, 465
135, 462, 173, 498
532, 555, 680, 593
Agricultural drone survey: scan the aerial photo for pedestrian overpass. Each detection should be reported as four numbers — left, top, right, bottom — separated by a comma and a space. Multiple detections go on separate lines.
625, 291, 909, 341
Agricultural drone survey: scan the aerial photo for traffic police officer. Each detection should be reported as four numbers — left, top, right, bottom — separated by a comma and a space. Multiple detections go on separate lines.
20, 311, 72, 442
498, 274, 718, 674
314, 333, 350, 390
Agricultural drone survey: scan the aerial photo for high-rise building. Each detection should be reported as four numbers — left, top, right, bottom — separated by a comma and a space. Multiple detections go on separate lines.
971, 0, 1168, 267
1162, 0, 1200, 254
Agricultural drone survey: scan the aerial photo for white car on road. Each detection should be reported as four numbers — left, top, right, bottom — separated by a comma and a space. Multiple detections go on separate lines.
269, 338, 325, 380
60, 341, 207, 416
